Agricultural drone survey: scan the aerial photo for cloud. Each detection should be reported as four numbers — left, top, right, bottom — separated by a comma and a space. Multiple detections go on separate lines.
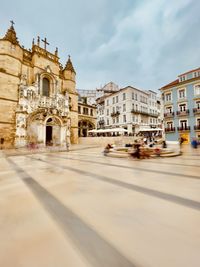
0, 0, 200, 91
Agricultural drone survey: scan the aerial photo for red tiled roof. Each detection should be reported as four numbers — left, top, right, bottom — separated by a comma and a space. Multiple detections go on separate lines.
178, 67, 200, 77
161, 79, 179, 89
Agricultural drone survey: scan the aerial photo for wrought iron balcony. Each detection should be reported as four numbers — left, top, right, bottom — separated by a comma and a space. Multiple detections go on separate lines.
131, 108, 140, 114
111, 111, 120, 117
131, 109, 148, 115
164, 112, 174, 118
99, 119, 105, 125
165, 127, 175, 132
193, 108, 200, 114
177, 126, 190, 131
149, 112, 159, 118
194, 125, 200, 130
176, 109, 189, 116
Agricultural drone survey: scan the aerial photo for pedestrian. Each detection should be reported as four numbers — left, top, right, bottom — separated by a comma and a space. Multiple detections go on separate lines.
66, 142, 70, 151
191, 138, 198, 149
104, 144, 113, 156
162, 140, 167, 148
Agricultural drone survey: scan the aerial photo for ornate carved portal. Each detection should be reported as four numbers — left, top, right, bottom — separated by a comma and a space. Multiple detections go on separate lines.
15, 110, 70, 148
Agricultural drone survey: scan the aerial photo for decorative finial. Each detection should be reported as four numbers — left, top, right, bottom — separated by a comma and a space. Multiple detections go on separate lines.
55, 47, 58, 56
3, 20, 19, 45
41, 37, 49, 50
32, 38, 35, 46
37, 36, 40, 46
10, 20, 15, 27
64, 55, 76, 74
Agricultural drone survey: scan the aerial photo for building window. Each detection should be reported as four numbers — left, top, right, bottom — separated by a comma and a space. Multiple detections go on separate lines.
83, 107, 88, 115
123, 93, 126, 100
196, 101, 200, 109
116, 117, 119, 123
113, 118, 115, 124
166, 106, 172, 113
123, 115, 126, 122
116, 96, 118, 103
179, 104, 186, 111
78, 106, 81, 114
112, 107, 115, 113
123, 104, 126, 112
132, 93, 134, 99
42, 78, 50, 97
165, 93, 172, 102
107, 109, 109, 116
178, 89, 186, 99
135, 94, 137, 101
113, 97, 115, 104
180, 120, 187, 128
194, 84, 200, 95
166, 121, 173, 128
107, 119, 109, 125
90, 109, 93, 116
107, 99, 109, 106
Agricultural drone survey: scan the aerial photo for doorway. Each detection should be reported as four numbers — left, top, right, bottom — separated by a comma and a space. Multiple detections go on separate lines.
46, 126, 52, 145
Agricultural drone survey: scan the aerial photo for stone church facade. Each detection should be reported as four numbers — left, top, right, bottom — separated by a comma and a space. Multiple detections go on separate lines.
0, 22, 78, 149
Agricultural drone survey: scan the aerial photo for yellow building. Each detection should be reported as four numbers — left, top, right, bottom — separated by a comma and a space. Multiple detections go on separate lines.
78, 97, 97, 137
0, 22, 78, 149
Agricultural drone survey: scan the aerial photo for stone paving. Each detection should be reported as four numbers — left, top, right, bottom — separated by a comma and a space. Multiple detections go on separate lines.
0, 145, 200, 267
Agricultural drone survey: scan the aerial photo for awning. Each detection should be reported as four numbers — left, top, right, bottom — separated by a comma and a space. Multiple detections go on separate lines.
88, 128, 128, 133
139, 128, 163, 132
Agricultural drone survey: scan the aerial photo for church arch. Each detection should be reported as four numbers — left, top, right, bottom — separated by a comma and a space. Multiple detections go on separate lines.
39, 72, 56, 96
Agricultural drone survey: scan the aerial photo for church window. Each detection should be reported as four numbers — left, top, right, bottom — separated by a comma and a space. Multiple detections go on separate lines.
42, 78, 50, 97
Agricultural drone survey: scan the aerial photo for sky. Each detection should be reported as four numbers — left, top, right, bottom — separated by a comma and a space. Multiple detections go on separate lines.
0, 0, 200, 91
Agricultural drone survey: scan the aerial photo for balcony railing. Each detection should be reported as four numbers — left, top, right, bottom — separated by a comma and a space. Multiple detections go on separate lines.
99, 120, 105, 125
193, 108, 200, 114
194, 125, 200, 130
111, 111, 120, 117
131, 109, 149, 115
131, 109, 140, 114
165, 127, 176, 132
149, 112, 159, 118
177, 126, 190, 131
164, 112, 174, 118
176, 109, 189, 116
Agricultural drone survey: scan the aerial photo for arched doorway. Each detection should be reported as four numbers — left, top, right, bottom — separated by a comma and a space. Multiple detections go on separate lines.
46, 125, 53, 145
45, 117, 62, 146
78, 120, 95, 137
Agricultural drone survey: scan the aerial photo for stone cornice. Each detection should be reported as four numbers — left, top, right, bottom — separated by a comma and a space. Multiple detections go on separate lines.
0, 52, 23, 63
0, 121, 14, 124
0, 97, 18, 102
0, 69, 20, 79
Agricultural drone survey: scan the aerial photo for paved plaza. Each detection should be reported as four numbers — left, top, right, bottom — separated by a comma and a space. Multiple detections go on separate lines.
0, 145, 200, 267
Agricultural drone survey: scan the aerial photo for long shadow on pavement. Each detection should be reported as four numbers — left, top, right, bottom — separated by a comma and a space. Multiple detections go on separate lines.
6, 157, 138, 267
29, 155, 200, 212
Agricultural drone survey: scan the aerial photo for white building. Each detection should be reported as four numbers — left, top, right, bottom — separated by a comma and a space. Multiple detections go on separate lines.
97, 85, 161, 134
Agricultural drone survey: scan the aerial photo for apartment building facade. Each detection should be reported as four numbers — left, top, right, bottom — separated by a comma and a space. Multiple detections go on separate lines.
96, 86, 160, 134
160, 67, 200, 143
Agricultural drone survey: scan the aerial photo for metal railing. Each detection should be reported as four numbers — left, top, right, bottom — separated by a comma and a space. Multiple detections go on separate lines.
165, 127, 175, 132
176, 109, 189, 116
164, 112, 174, 117
177, 126, 190, 131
